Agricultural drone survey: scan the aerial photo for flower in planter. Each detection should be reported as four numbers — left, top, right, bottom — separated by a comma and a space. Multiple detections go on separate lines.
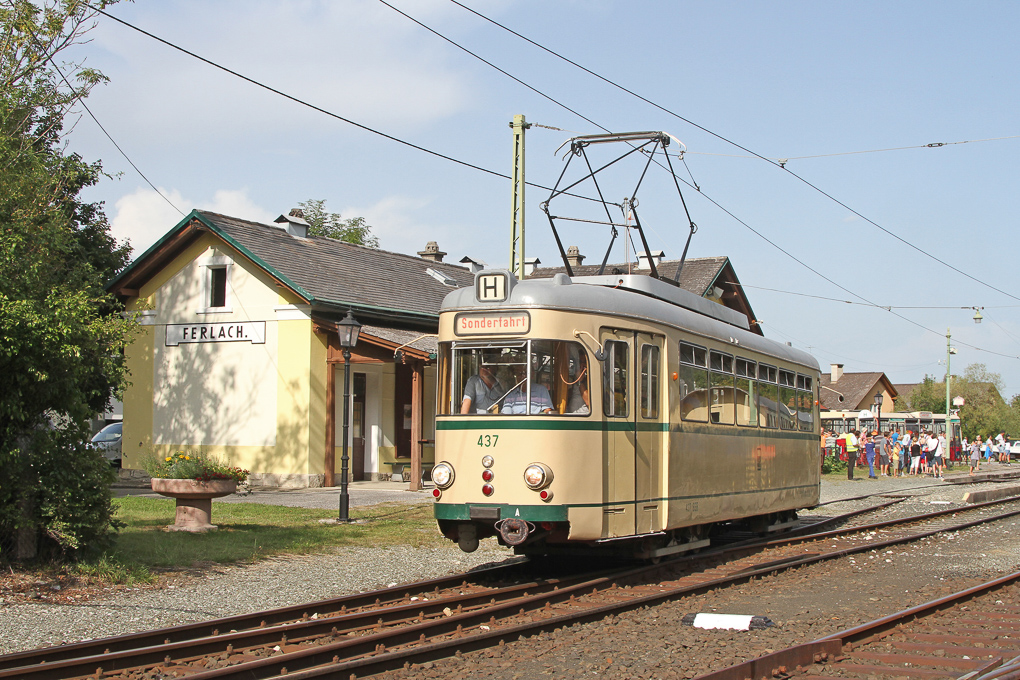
143, 450, 249, 484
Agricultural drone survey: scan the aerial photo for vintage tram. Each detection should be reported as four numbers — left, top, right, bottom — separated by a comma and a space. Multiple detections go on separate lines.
431, 268, 821, 560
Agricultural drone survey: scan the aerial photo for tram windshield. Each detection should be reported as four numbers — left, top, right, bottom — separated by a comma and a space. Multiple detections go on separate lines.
438, 340, 591, 416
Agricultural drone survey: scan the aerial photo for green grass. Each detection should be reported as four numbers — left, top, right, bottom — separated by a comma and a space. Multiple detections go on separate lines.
107, 496, 446, 571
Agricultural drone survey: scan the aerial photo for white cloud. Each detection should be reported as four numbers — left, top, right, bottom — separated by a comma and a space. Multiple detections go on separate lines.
84, 1, 476, 145
111, 187, 275, 257
110, 188, 189, 255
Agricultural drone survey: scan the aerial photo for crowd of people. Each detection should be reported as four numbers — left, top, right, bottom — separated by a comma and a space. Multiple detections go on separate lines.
821, 428, 1013, 480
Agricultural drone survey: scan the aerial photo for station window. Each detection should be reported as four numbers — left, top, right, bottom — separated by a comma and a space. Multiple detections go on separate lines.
678, 341, 709, 422
209, 267, 227, 308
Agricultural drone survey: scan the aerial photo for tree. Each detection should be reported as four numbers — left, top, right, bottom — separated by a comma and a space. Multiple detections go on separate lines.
905, 375, 944, 414
1, 0, 132, 560
297, 199, 379, 248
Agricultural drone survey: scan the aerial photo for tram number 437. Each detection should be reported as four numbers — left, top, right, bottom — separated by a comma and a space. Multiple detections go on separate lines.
477, 434, 499, 448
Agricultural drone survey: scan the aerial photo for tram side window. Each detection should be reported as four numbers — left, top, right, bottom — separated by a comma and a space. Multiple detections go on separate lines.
779, 370, 796, 430
679, 342, 709, 422
757, 364, 778, 428
640, 344, 660, 419
709, 350, 735, 425
734, 357, 757, 427
797, 374, 814, 432
603, 340, 629, 418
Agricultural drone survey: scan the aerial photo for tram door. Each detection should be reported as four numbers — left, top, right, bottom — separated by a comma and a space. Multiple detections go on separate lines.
635, 334, 664, 534
600, 329, 663, 537
600, 329, 635, 537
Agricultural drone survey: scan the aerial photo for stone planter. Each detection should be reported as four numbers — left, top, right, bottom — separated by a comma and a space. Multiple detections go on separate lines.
150, 478, 237, 532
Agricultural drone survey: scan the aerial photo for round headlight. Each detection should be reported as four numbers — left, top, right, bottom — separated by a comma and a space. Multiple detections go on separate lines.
431, 462, 455, 489
523, 463, 553, 490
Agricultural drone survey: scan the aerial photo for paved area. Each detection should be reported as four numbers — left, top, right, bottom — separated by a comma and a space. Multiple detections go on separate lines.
113, 479, 433, 510
115, 462, 1020, 511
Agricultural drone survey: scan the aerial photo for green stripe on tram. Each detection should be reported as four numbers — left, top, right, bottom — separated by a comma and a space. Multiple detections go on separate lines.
436, 418, 818, 440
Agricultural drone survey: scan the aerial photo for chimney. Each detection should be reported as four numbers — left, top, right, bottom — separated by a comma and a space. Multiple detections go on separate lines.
566, 245, 585, 269
418, 241, 447, 263
274, 209, 310, 238
523, 257, 541, 277
636, 250, 665, 271
459, 255, 486, 274
830, 364, 844, 382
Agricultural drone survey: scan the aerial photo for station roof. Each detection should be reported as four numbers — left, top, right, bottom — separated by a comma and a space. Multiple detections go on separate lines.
106, 210, 476, 329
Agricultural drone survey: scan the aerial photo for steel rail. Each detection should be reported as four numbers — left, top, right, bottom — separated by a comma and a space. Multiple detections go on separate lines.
0, 498, 892, 672
5, 494, 1019, 680
24, 497, 1020, 680
694, 571, 1020, 680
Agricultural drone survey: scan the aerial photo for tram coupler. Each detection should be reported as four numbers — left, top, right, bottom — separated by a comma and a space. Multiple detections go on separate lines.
495, 518, 533, 546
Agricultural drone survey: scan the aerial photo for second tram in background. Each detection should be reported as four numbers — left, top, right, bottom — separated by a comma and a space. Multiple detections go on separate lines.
430, 269, 822, 560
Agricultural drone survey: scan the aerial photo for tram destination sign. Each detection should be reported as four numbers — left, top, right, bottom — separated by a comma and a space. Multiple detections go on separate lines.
165, 321, 266, 346
454, 312, 530, 336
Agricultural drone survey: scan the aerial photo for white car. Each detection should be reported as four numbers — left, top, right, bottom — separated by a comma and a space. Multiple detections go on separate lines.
1010, 441, 1020, 460
90, 422, 122, 467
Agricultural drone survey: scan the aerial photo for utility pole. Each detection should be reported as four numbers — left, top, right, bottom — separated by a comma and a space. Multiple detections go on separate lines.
509, 114, 529, 278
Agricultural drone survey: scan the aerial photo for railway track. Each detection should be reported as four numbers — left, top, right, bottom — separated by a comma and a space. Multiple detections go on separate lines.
4, 494, 1020, 680
695, 571, 1020, 680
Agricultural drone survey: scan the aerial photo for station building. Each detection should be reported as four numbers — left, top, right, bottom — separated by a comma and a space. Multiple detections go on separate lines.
107, 210, 761, 488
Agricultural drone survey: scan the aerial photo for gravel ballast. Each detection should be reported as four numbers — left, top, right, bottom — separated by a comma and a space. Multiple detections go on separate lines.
3, 469, 1020, 677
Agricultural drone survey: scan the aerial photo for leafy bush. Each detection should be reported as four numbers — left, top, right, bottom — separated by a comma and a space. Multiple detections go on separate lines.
0, 424, 122, 561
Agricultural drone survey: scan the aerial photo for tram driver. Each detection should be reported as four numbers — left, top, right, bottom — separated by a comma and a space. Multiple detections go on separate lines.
460, 352, 506, 414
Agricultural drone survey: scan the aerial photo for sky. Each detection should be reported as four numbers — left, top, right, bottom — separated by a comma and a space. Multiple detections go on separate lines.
63, 0, 1020, 400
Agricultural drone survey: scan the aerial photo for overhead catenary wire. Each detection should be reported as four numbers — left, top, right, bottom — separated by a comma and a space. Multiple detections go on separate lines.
24, 17, 185, 217
86, 4, 605, 207
446, 0, 1020, 305
382, 0, 1017, 362
89, 4, 1019, 366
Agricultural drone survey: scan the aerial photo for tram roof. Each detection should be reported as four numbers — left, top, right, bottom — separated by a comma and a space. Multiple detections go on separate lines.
441, 271, 819, 372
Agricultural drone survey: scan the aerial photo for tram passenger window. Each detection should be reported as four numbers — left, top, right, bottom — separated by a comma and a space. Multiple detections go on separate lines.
798, 390, 814, 431
679, 341, 709, 422
534, 340, 591, 415
757, 366, 778, 428
603, 341, 629, 418
734, 358, 757, 427
640, 345, 659, 419
710, 373, 735, 425
779, 386, 797, 430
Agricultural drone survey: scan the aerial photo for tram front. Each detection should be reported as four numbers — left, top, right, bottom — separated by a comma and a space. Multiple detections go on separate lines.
432, 270, 600, 553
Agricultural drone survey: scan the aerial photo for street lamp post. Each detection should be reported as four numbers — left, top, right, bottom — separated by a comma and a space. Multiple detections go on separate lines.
336, 310, 362, 523
945, 329, 957, 448
874, 393, 883, 434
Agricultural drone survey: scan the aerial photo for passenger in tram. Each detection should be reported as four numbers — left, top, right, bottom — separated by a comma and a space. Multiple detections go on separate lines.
502, 363, 554, 414
460, 353, 505, 414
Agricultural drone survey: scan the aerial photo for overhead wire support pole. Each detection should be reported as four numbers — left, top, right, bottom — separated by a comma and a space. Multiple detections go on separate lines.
509, 114, 529, 279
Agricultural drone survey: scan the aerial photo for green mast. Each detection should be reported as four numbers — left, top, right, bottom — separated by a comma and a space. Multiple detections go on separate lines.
509, 114, 530, 278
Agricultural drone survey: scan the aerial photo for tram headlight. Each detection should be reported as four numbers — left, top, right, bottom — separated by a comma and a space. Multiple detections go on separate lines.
523, 463, 553, 490
431, 462, 455, 489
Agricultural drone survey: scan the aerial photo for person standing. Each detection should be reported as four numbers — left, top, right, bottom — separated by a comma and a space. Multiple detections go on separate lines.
930, 432, 944, 479
876, 431, 889, 476
900, 431, 913, 474
845, 429, 860, 480
911, 435, 923, 475
969, 436, 982, 475
890, 439, 901, 477
865, 431, 877, 479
